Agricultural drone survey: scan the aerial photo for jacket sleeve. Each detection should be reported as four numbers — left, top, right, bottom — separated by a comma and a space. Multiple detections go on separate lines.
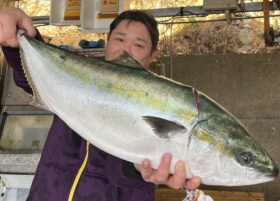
1, 30, 44, 94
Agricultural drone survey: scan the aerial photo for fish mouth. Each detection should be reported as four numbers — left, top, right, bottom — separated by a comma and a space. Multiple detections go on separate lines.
241, 166, 279, 185
269, 166, 279, 178
255, 166, 279, 182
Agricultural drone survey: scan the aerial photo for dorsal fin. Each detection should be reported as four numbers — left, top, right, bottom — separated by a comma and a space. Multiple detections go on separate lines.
143, 116, 187, 139
110, 51, 146, 70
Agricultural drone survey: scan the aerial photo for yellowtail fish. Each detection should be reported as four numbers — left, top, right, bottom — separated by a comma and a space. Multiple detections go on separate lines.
18, 32, 278, 186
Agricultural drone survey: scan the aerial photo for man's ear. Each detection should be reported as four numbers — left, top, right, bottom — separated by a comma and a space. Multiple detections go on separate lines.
150, 49, 158, 63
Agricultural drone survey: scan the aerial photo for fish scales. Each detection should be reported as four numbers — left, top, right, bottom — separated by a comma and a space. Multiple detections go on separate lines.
18, 33, 278, 186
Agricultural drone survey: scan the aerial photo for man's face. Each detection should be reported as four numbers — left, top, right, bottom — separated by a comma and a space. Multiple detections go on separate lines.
105, 20, 157, 69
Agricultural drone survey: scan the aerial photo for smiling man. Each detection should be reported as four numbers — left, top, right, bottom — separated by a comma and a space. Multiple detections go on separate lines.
105, 20, 157, 68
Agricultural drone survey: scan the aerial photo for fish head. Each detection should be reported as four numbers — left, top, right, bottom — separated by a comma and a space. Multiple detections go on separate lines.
189, 93, 278, 186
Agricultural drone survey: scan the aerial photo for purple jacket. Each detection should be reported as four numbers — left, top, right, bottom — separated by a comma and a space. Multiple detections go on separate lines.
2, 33, 155, 201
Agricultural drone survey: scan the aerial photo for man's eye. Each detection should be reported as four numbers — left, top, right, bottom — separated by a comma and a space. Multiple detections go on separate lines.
135, 44, 144, 49
115, 38, 123, 42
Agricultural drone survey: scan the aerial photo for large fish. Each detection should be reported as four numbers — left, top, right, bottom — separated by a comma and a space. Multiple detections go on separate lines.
18, 33, 278, 186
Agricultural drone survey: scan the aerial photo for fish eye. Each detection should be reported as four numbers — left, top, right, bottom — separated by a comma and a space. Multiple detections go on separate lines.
237, 151, 255, 166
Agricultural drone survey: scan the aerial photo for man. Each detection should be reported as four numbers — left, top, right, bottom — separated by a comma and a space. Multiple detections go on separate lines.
0, 7, 201, 201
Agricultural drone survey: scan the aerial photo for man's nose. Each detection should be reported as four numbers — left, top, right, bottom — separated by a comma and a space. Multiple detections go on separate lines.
123, 42, 133, 56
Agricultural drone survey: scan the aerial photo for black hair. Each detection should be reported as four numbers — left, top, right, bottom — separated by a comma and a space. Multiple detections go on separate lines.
108, 10, 159, 53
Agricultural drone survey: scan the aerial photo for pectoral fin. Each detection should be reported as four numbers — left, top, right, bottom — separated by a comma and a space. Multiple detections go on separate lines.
143, 116, 187, 139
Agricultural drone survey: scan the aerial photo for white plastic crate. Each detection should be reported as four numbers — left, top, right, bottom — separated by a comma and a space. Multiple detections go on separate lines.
50, 0, 81, 25
81, 0, 128, 33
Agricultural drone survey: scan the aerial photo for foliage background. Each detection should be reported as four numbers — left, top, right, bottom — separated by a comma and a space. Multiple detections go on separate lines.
2, 0, 280, 55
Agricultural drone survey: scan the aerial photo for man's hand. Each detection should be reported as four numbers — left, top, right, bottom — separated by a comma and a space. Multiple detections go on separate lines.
134, 153, 201, 189
0, 7, 36, 47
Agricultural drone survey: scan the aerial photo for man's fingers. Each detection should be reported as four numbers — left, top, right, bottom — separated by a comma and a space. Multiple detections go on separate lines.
136, 154, 202, 190
18, 16, 36, 37
153, 153, 172, 183
0, 7, 35, 47
5, 38, 19, 48
168, 160, 186, 189
136, 159, 153, 181
184, 176, 202, 190
0, 27, 18, 47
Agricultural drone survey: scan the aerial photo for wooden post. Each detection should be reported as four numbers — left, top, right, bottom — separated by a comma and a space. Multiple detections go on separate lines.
263, 0, 272, 46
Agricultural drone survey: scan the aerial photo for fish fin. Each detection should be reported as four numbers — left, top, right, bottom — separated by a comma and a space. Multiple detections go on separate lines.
143, 116, 187, 139
19, 45, 48, 110
29, 97, 51, 111
110, 51, 146, 70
